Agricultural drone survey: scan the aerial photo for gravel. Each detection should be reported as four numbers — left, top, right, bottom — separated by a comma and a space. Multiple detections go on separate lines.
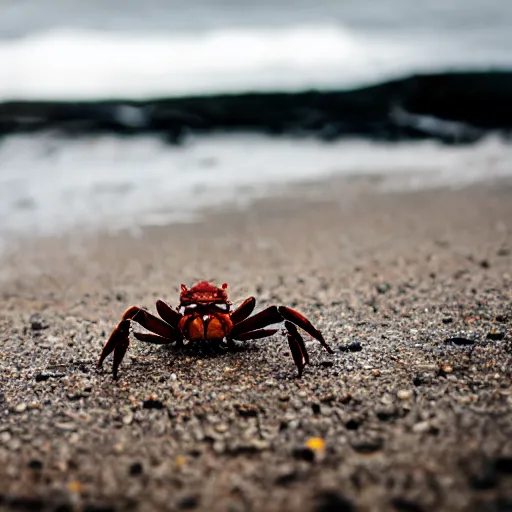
0, 177, 511, 511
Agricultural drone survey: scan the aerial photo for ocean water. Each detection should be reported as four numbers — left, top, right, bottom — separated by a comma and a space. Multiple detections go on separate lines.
0, 1, 511, 246
1, 132, 511, 246
1, 0, 511, 100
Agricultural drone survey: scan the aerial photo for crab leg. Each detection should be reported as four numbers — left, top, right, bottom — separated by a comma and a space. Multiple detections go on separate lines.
230, 306, 282, 337
156, 300, 182, 329
98, 306, 179, 379
278, 306, 334, 354
133, 332, 177, 344
232, 328, 278, 341
284, 321, 309, 377
231, 305, 333, 354
230, 297, 256, 324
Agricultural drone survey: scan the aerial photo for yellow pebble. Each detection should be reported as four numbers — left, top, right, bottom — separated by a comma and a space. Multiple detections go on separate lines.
68, 481, 82, 494
306, 437, 325, 451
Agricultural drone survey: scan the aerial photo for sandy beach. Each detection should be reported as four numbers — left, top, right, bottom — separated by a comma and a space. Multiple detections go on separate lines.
0, 176, 511, 512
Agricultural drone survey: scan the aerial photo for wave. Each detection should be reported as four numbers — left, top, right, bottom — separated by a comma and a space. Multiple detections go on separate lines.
1, 24, 511, 101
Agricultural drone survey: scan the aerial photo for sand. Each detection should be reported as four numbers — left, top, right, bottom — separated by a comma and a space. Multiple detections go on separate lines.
0, 176, 511, 512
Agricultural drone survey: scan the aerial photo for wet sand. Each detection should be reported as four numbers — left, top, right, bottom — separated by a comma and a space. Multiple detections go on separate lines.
0, 177, 511, 512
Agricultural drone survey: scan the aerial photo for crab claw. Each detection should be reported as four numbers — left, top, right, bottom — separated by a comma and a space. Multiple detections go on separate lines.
98, 319, 131, 379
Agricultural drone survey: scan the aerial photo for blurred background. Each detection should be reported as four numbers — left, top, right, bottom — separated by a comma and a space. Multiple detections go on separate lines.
1, 0, 512, 247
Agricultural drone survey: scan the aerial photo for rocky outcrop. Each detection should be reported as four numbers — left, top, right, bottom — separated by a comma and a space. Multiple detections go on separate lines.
1, 71, 511, 143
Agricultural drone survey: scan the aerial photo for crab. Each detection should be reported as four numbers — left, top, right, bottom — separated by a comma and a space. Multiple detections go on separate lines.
98, 281, 333, 379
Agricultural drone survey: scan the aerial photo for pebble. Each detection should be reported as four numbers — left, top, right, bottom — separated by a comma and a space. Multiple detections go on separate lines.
13, 403, 27, 414
397, 390, 413, 400
122, 414, 134, 425
314, 490, 355, 512
214, 423, 229, 433
412, 421, 432, 434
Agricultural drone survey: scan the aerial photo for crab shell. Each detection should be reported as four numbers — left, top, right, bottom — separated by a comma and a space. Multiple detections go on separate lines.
179, 281, 229, 305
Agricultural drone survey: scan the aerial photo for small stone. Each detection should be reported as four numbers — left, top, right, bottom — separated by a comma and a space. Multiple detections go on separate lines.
27, 401, 41, 410
351, 438, 383, 453
13, 403, 27, 414
412, 421, 432, 434
345, 419, 360, 430
214, 423, 229, 434
0, 431, 12, 443
338, 341, 363, 353
177, 494, 199, 509
487, 329, 505, 341
376, 283, 391, 294
442, 317, 453, 324
236, 404, 259, 418
293, 446, 315, 462
397, 390, 412, 400
129, 462, 143, 476
348, 341, 362, 352
170, 373, 178, 381
29, 314, 47, 331
314, 491, 355, 512
479, 259, 490, 269
306, 437, 325, 452
122, 414, 134, 425
445, 337, 474, 346
279, 394, 290, 402
143, 399, 164, 409
28, 459, 43, 470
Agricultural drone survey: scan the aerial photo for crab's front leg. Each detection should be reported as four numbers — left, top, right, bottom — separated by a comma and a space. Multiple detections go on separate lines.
98, 306, 180, 379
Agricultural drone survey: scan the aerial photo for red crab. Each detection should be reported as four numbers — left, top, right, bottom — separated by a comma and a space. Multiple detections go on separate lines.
98, 281, 333, 378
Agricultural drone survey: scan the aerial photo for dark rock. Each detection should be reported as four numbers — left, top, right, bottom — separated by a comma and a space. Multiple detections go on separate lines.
376, 407, 398, 421
320, 360, 334, 367
445, 337, 475, 346
143, 399, 164, 409
376, 283, 392, 294
5, 71, 512, 143
487, 330, 505, 341
235, 404, 259, 418
314, 491, 356, 512
495, 315, 509, 323
345, 419, 361, 430
391, 498, 424, 512
177, 494, 199, 509
441, 317, 453, 324
28, 459, 43, 470
29, 314, 47, 331
351, 438, 383, 453
339, 341, 363, 353
312, 403, 321, 415
495, 457, 512, 474
479, 259, 490, 269
35, 372, 66, 382
128, 462, 143, 476
293, 447, 315, 462
497, 248, 510, 256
